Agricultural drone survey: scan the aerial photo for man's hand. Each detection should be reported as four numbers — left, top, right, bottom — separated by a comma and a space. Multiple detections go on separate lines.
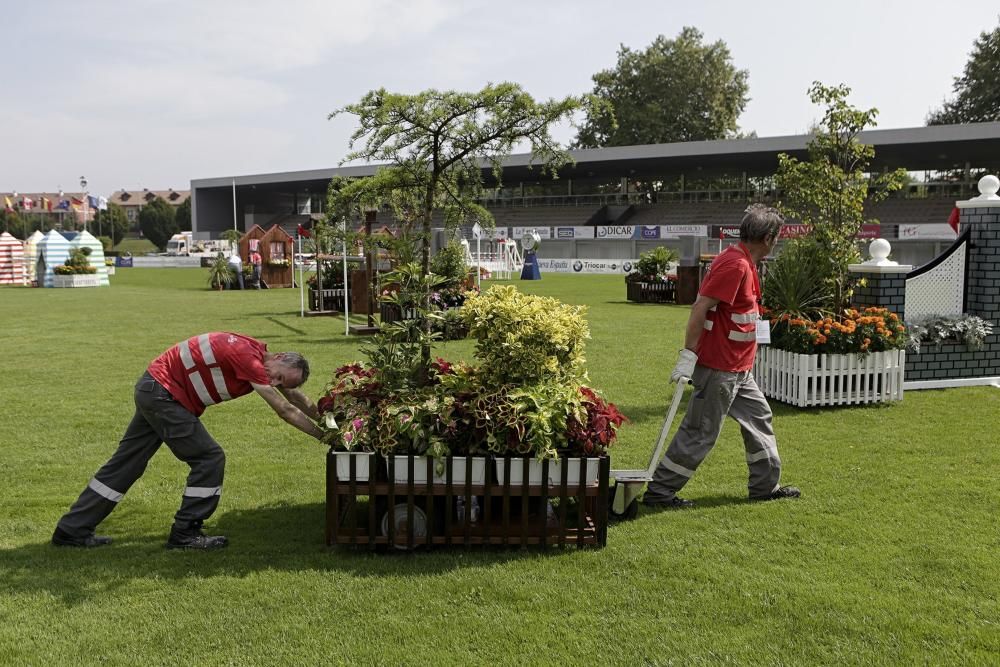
671, 349, 698, 383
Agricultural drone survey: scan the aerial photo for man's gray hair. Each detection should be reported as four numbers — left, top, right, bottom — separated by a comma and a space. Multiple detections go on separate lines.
275, 352, 310, 384
740, 204, 784, 243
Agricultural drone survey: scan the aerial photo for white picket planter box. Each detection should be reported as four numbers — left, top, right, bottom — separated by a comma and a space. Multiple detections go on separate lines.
333, 452, 373, 482
53, 274, 100, 288
387, 456, 487, 485
495, 457, 600, 486
754, 347, 905, 408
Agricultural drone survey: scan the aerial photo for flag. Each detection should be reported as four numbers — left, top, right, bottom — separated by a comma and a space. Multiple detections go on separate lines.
56, 199, 71, 210
947, 207, 960, 234
3, 195, 11, 211
88, 195, 99, 209
41, 196, 51, 211
296, 224, 311, 238
98, 196, 108, 210
22, 197, 33, 211
71, 196, 84, 206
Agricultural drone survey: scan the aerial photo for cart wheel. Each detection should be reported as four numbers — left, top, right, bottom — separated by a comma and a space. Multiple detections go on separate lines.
380, 503, 428, 551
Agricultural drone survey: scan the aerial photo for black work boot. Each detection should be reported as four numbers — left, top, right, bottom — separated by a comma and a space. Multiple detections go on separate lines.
751, 485, 802, 501
166, 521, 228, 550
52, 527, 113, 548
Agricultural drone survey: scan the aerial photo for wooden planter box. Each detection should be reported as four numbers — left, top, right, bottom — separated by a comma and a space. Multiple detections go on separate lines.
753, 347, 905, 407
626, 279, 677, 303
53, 274, 100, 288
379, 303, 419, 324
309, 287, 349, 313
327, 453, 609, 550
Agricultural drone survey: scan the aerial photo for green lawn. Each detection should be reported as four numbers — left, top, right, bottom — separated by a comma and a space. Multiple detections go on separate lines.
1, 269, 997, 665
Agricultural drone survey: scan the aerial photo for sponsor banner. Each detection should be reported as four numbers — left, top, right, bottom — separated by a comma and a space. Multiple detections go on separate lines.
778, 224, 812, 239
595, 225, 635, 240
857, 224, 881, 239
712, 225, 741, 239
554, 226, 594, 240
897, 223, 957, 240
491, 227, 509, 240
536, 257, 639, 274
660, 225, 707, 239
511, 226, 551, 240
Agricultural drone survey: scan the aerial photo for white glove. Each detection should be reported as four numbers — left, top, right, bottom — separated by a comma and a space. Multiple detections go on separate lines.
671, 349, 698, 383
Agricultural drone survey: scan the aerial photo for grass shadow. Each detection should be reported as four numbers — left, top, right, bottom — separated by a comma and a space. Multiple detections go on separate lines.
0, 502, 571, 605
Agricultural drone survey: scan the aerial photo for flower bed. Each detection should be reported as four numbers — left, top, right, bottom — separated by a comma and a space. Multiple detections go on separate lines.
757, 307, 908, 407
318, 283, 626, 548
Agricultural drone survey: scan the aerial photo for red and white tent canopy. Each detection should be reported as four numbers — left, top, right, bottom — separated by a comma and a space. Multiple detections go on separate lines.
0, 232, 26, 285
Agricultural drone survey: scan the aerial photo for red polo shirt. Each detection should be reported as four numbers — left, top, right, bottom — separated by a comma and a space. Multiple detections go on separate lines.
148, 332, 270, 416
695, 244, 760, 372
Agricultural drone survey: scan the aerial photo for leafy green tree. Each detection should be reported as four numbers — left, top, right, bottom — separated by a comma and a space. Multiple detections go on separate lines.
0, 208, 24, 238
928, 19, 1000, 125
775, 82, 907, 311
332, 82, 584, 369
175, 198, 192, 232
94, 202, 129, 246
138, 197, 178, 251
575, 28, 750, 148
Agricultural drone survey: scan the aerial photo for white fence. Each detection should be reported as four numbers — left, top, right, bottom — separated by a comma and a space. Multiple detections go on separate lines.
904, 232, 968, 321
754, 347, 905, 407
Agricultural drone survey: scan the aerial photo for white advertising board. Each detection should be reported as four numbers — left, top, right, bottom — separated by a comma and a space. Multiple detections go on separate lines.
535, 258, 639, 274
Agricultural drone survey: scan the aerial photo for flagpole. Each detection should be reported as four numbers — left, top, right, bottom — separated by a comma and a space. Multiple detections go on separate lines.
232, 178, 237, 230
298, 235, 304, 318
342, 217, 350, 337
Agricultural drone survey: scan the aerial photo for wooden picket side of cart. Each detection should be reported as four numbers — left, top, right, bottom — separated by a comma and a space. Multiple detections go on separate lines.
326, 453, 609, 550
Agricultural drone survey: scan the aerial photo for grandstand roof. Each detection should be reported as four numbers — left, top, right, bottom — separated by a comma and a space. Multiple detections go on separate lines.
192, 122, 1000, 194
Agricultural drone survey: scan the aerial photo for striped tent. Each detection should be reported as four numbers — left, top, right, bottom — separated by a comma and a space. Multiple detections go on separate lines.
0, 232, 25, 285
36, 229, 72, 288
23, 230, 44, 284
72, 230, 110, 286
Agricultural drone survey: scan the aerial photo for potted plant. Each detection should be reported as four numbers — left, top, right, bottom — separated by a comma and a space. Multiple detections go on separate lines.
53, 247, 100, 287
626, 246, 679, 303
206, 253, 233, 290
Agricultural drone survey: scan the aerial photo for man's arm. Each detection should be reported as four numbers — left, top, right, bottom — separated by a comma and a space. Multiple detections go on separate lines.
684, 295, 721, 353
253, 383, 324, 440
277, 386, 319, 420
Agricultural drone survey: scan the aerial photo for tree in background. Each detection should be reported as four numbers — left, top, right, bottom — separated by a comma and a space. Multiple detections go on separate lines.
0, 209, 24, 238
574, 27, 749, 148
94, 202, 129, 246
927, 19, 1000, 125
138, 197, 178, 251
332, 82, 584, 370
775, 82, 907, 312
175, 198, 192, 232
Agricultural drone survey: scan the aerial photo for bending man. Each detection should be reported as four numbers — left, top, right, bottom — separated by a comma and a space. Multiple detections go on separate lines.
643, 205, 800, 508
53, 332, 324, 549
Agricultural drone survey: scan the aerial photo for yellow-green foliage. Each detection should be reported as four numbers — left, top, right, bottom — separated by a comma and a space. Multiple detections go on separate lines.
462, 285, 590, 385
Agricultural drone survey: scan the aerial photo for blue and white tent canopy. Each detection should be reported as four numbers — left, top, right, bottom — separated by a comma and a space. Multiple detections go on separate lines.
72, 230, 109, 286
36, 229, 71, 288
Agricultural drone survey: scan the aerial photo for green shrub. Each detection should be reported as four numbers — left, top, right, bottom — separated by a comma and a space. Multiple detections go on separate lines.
462, 285, 589, 385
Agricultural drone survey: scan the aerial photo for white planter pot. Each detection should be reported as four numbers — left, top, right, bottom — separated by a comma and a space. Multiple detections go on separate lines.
333, 452, 373, 482
53, 274, 100, 288
387, 456, 486, 484
753, 347, 905, 408
495, 457, 599, 486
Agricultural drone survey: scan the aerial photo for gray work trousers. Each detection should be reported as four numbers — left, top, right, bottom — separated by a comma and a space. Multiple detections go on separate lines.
56, 372, 226, 538
645, 364, 781, 501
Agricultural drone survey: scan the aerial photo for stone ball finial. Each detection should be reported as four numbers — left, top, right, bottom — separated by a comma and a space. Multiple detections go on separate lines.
979, 175, 1000, 197
869, 238, 891, 261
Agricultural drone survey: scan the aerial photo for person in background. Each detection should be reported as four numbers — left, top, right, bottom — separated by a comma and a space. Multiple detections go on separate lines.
53, 332, 324, 550
227, 252, 244, 290
643, 204, 801, 508
249, 238, 263, 289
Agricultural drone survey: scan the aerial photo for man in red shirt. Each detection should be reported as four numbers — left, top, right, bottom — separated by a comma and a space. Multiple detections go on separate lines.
53, 332, 325, 549
643, 205, 800, 508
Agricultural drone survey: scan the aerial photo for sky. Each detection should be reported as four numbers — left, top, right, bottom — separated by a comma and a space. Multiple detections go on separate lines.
0, 0, 994, 197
